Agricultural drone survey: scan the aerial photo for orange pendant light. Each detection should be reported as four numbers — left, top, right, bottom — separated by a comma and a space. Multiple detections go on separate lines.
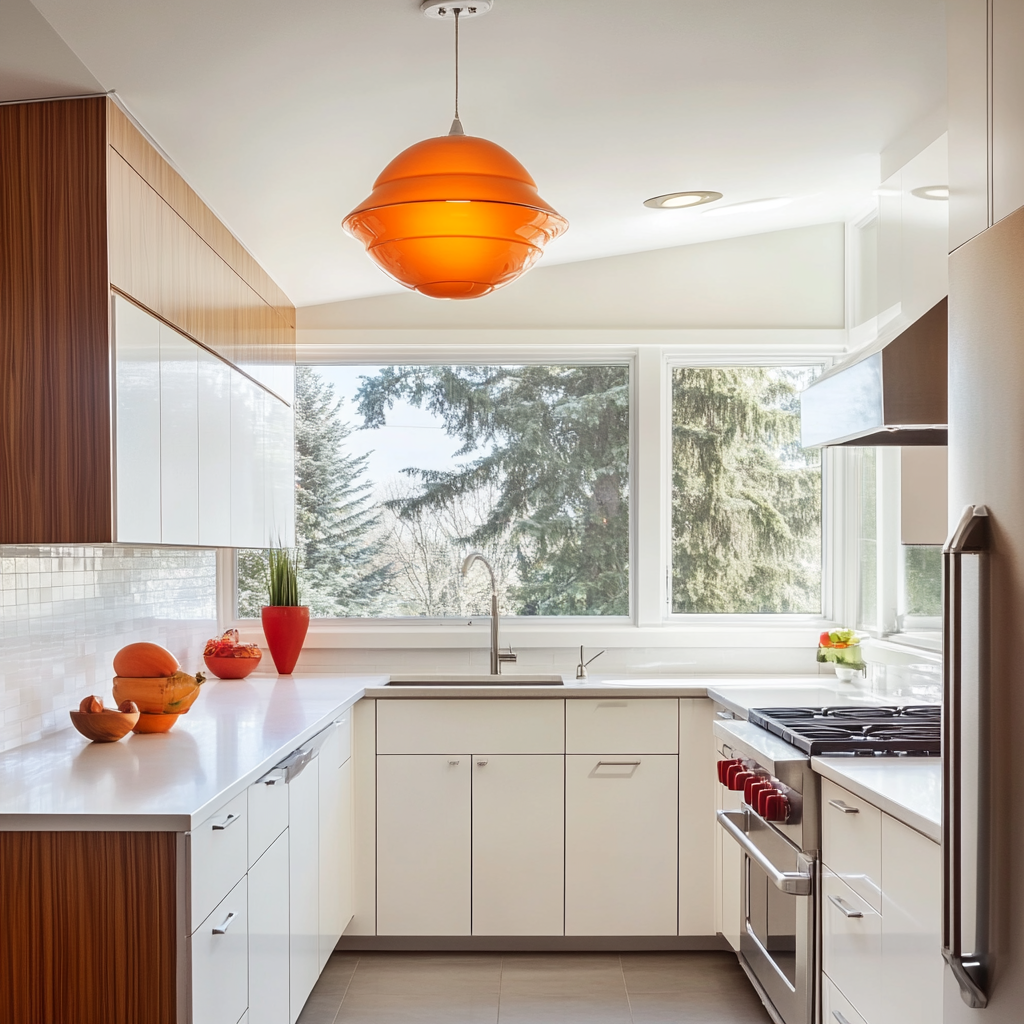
343, 3, 567, 299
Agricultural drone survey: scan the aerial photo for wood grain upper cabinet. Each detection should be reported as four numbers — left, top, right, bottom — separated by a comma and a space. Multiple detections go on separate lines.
0, 96, 295, 545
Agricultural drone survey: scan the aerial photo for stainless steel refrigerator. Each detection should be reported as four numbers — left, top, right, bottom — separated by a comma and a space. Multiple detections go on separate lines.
943, 204, 1024, 1020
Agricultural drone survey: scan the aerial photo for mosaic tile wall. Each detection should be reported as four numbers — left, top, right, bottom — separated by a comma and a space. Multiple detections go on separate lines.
0, 546, 217, 751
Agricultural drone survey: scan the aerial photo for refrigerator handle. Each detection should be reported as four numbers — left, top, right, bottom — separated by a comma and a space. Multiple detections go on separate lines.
942, 504, 990, 1010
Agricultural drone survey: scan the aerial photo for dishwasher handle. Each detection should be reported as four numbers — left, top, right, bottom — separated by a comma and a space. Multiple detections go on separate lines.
716, 809, 812, 896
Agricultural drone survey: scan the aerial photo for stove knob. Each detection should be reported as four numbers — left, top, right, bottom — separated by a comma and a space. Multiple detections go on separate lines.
726, 763, 752, 789
755, 785, 776, 817
730, 770, 757, 792
763, 792, 791, 822
717, 759, 743, 784
745, 777, 772, 805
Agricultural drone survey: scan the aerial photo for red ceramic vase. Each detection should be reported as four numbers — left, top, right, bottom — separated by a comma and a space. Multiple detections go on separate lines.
261, 606, 310, 675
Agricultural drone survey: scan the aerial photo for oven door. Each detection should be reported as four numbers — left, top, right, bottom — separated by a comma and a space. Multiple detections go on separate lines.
718, 809, 815, 1024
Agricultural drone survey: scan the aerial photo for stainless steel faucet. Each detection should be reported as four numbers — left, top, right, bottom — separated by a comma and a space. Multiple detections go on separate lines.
461, 551, 516, 675
576, 645, 605, 679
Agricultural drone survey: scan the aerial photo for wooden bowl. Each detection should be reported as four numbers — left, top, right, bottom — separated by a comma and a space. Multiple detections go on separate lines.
132, 712, 181, 734
204, 653, 261, 679
70, 708, 140, 743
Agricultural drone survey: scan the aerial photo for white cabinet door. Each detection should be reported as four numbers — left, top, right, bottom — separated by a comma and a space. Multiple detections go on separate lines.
318, 725, 353, 968
679, 699, 715, 937
113, 295, 161, 543
231, 372, 266, 548
159, 323, 199, 545
198, 347, 233, 546
822, 869, 881, 1023
288, 760, 319, 1024
472, 754, 564, 936
899, 136, 949, 323
192, 875, 249, 1024
248, 832, 290, 1024
879, 815, 942, 1024
264, 394, 295, 548
565, 754, 678, 936
376, 754, 471, 936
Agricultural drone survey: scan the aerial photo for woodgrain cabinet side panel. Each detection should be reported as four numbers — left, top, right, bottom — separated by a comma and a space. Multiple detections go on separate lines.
0, 831, 177, 1024
0, 98, 112, 543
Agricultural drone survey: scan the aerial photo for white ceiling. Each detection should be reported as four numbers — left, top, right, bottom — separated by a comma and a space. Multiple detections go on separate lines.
12, 0, 945, 307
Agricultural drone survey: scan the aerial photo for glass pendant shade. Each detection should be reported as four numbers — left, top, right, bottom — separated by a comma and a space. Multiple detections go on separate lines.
343, 134, 568, 299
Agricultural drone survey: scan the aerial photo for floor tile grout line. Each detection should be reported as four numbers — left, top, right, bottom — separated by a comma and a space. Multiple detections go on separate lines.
618, 953, 637, 1024
330, 954, 361, 1024
496, 953, 504, 1023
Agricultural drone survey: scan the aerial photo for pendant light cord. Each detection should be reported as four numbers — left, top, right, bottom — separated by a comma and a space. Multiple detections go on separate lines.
448, 7, 466, 135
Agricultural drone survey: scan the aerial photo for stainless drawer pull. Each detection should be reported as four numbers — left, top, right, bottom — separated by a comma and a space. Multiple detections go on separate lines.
212, 911, 237, 935
476, 759, 488, 766
596, 760, 641, 767
212, 812, 240, 831
828, 894, 864, 919
828, 799, 859, 814
261, 769, 286, 786
832, 1012, 853, 1024
448, 760, 460, 766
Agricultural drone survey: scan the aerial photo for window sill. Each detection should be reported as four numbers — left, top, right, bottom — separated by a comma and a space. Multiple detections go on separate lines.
230, 617, 828, 650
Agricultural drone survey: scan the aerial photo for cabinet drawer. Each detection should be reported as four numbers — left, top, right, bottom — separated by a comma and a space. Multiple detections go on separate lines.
191, 875, 248, 1024
248, 767, 288, 869
377, 699, 564, 753
566, 698, 678, 753
822, 869, 881, 1021
822, 779, 882, 912
822, 975, 867, 1024
191, 791, 248, 927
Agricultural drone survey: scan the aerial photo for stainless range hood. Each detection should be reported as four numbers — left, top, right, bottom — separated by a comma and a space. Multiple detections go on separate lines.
801, 297, 947, 447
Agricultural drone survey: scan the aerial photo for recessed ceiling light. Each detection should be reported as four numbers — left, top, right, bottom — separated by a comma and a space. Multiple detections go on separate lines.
643, 191, 723, 210
702, 196, 793, 217
910, 185, 949, 201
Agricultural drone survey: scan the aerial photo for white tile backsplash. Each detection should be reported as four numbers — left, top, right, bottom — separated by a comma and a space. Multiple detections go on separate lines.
0, 546, 217, 751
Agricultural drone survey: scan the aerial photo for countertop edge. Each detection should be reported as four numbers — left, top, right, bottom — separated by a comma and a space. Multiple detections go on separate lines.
811, 756, 941, 844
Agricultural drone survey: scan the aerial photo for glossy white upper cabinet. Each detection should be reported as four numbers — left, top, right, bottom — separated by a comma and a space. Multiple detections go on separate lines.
198, 347, 233, 547
159, 323, 199, 545
948, 0, 1024, 248
113, 294, 293, 548
114, 295, 161, 543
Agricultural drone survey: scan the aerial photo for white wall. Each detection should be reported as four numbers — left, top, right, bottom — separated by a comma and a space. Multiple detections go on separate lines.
298, 224, 846, 332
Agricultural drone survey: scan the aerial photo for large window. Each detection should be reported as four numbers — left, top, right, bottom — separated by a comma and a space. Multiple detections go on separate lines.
238, 363, 631, 618
669, 366, 822, 614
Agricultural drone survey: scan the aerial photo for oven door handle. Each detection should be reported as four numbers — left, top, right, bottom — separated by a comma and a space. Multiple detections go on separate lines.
716, 809, 812, 896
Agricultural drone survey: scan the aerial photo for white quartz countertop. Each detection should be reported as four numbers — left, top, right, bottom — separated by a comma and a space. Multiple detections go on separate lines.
705, 680, 941, 719
812, 757, 942, 843
0, 676, 378, 831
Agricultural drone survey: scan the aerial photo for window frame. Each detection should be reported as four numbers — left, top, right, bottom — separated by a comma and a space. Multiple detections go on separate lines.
221, 335, 851, 647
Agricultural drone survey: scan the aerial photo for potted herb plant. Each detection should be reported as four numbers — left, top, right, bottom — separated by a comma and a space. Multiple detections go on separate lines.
261, 548, 309, 675
817, 628, 866, 681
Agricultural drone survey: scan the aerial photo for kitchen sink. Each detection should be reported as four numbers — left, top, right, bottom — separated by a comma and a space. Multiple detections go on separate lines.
386, 674, 564, 686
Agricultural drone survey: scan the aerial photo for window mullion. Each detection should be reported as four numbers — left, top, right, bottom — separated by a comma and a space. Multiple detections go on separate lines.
635, 346, 666, 626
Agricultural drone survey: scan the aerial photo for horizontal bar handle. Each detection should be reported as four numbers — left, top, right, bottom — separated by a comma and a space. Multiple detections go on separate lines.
261, 769, 286, 786
828, 894, 864, 919
716, 810, 812, 895
448, 760, 460, 766
828, 799, 859, 814
832, 1012, 853, 1024
212, 812, 240, 831
596, 760, 641, 767
476, 760, 488, 767
212, 911, 237, 935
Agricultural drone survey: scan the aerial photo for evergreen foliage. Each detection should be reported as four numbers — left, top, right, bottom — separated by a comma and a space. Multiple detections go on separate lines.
237, 367, 390, 617
355, 364, 631, 616
671, 366, 821, 613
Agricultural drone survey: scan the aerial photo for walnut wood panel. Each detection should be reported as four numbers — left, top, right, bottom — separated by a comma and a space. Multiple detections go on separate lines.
108, 149, 294, 398
0, 98, 113, 543
106, 99, 295, 329
0, 831, 178, 1024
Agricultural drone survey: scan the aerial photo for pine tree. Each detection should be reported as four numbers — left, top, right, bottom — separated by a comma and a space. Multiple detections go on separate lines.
237, 367, 390, 617
356, 364, 630, 616
671, 366, 821, 613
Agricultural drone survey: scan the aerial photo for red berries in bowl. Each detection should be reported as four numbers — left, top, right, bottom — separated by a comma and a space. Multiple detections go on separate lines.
203, 630, 263, 679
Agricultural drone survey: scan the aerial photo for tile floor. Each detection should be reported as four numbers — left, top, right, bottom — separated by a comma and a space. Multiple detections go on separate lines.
296, 951, 773, 1024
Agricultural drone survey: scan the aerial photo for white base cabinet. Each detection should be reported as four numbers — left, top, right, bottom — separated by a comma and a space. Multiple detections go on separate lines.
289, 756, 320, 1023
319, 720, 354, 966
472, 754, 564, 936
377, 754, 472, 936
248, 833, 290, 1024
565, 754, 678, 936
192, 876, 249, 1024
821, 780, 942, 1024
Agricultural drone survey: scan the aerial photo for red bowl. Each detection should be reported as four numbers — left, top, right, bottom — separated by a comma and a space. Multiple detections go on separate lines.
203, 652, 262, 680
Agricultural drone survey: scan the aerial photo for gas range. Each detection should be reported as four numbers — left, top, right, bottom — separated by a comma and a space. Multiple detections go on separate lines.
748, 704, 941, 757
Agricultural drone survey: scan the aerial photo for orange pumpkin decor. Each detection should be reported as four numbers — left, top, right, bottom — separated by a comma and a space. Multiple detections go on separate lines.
110, 642, 203, 734
112, 642, 180, 678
